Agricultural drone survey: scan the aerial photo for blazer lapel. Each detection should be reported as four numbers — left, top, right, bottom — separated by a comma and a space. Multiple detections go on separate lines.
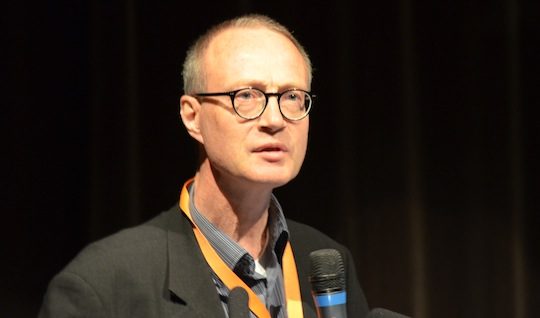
165, 206, 226, 318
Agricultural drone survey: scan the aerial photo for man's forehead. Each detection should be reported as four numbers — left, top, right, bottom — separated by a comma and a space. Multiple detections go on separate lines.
200, 25, 310, 91
206, 26, 293, 55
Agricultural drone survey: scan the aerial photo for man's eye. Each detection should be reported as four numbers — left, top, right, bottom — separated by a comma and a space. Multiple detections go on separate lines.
237, 90, 258, 100
284, 92, 302, 102
288, 93, 299, 100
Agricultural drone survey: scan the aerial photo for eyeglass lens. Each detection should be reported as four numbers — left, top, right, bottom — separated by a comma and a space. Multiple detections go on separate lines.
233, 88, 311, 120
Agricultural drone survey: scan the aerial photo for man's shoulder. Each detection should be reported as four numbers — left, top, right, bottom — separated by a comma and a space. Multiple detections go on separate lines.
286, 218, 346, 252
39, 205, 209, 317
62, 204, 186, 277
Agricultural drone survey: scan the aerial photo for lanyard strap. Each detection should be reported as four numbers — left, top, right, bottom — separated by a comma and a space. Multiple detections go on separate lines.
179, 179, 303, 318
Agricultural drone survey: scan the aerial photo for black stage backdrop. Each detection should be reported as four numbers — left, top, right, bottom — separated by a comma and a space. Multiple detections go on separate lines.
3, 1, 539, 317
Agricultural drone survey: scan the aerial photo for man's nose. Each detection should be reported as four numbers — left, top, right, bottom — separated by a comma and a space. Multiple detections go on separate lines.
258, 97, 285, 131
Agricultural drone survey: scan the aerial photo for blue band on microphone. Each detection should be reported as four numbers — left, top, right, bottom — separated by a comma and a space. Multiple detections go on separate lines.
314, 291, 347, 307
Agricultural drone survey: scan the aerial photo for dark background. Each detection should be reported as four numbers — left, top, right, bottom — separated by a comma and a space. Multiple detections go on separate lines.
3, 0, 539, 317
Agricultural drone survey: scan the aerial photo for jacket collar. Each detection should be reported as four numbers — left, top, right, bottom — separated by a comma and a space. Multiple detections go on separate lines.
164, 205, 226, 318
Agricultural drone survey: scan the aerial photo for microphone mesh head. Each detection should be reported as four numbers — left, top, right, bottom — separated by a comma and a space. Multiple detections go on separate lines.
309, 249, 346, 293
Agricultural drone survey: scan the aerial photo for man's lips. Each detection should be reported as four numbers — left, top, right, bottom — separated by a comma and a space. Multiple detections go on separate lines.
252, 143, 288, 162
253, 143, 288, 153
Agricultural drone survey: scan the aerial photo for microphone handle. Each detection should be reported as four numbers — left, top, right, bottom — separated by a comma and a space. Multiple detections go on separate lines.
313, 290, 347, 318
316, 303, 347, 318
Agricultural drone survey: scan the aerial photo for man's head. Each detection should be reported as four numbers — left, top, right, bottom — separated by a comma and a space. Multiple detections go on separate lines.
180, 14, 312, 189
182, 14, 312, 95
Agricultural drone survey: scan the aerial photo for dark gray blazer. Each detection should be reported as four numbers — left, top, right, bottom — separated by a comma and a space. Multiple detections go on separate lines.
39, 205, 369, 318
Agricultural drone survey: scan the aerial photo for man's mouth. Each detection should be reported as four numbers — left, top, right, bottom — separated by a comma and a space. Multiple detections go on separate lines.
253, 143, 288, 161
253, 143, 287, 153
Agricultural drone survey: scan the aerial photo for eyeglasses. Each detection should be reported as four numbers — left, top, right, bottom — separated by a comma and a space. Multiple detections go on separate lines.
194, 87, 314, 121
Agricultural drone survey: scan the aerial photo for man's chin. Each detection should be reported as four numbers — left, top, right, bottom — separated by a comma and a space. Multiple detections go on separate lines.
246, 170, 298, 188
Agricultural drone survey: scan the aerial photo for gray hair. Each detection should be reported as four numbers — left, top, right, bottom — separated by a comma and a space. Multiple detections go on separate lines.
182, 14, 313, 94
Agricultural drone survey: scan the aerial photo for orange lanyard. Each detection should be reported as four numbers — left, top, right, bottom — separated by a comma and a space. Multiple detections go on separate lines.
179, 179, 303, 318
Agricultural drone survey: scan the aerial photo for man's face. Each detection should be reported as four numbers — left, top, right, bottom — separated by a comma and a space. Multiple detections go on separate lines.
195, 27, 310, 188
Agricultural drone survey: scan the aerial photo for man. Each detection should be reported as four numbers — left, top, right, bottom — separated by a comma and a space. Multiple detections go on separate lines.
39, 14, 369, 318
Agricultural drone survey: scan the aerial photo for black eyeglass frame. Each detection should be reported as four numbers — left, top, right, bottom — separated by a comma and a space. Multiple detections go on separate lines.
194, 87, 314, 121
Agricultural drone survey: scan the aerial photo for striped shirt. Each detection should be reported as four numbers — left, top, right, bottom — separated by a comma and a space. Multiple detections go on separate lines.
189, 184, 290, 318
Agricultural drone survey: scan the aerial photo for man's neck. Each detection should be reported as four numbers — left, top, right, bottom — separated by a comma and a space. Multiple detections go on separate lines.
192, 163, 273, 258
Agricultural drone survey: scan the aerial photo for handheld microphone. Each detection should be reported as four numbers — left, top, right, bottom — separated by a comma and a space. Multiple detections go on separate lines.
309, 249, 347, 318
366, 308, 411, 318
228, 287, 250, 318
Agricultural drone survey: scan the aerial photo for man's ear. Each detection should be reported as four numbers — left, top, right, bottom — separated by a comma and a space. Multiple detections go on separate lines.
180, 95, 204, 144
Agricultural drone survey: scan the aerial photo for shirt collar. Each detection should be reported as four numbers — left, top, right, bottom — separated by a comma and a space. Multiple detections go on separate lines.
188, 183, 289, 273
